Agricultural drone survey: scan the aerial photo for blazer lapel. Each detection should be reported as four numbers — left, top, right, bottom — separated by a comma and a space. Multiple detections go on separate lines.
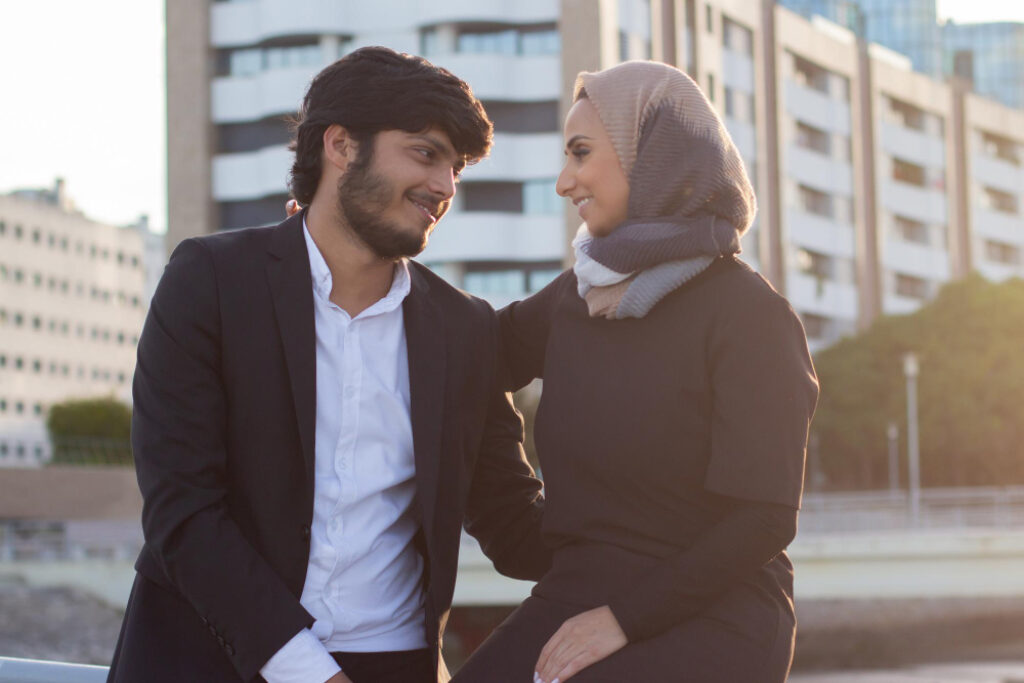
403, 266, 446, 546
266, 212, 317, 496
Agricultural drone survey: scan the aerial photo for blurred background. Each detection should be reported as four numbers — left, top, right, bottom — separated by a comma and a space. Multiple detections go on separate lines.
3, 0, 1024, 679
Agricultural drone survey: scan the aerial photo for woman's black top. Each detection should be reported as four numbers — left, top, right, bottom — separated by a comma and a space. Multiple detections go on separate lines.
498, 256, 819, 642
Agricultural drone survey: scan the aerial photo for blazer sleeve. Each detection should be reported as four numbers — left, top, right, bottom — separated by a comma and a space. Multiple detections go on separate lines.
497, 269, 573, 391
463, 308, 552, 581
132, 238, 312, 681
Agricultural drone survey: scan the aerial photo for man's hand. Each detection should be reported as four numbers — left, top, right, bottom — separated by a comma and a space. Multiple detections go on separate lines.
534, 606, 627, 682
325, 672, 354, 683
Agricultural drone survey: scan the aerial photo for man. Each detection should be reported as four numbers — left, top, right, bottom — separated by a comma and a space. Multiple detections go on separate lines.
108, 47, 551, 683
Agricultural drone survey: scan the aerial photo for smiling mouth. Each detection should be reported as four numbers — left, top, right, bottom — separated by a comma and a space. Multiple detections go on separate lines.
573, 197, 592, 207
407, 197, 438, 224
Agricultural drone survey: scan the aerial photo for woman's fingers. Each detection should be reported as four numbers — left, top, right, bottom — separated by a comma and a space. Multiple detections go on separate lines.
285, 199, 301, 217
535, 606, 628, 683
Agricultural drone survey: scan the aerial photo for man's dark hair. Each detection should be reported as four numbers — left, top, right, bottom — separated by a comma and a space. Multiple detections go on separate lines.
288, 46, 493, 205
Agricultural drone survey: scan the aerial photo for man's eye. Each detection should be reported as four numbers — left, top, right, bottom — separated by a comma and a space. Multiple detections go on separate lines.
416, 148, 433, 159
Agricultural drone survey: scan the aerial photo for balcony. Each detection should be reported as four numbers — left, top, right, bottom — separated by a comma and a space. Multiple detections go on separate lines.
882, 240, 952, 282
879, 121, 946, 170
975, 258, 1024, 283
972, 207, 1024, 246
429, 53, 560, 102
212, 66, 318, 123
419, 211, 565, 264
724, 118, 756, 163
786, 270, 858, 320
784, 80, 851, 136
785, 207, 856, 259
211, 0, 557, 49
461, 132, 563, 181
786, 145, 853, 197
882, 293, 927, 316
971, 154, 1024, 196
213, 146, 292, 202
722, 50, 754, 93
880, 181, 947, 226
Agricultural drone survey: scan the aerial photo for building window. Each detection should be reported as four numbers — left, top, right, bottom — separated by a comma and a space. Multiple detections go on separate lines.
792, 55, 829, 94
892, 158, 926, 187
463, 270, 527, 298
798, 184, 833, 218
456, 25, 560, 56
888, 97, 925, 131
981, 131, 1020, 166
796, 249, 833, 279
801, 313, 829, 340
985, 240, 1020, 265
895, 274, 929, 300
893, 215, 929, 245
796, 121, 830, 155
707, 73, 715, 102
983, 187, 1019, 215
523, 180, 560, 215
706, 4, 714, 33
723, 17, 753, 56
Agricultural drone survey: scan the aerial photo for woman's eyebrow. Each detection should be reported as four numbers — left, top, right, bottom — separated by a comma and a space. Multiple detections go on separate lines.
565, 134, 593, 150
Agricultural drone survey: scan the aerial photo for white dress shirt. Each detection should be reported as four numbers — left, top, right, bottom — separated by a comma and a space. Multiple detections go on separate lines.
260, 220, 428, 683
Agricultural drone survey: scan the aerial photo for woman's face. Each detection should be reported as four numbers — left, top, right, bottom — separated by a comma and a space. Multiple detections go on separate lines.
556, 97, 630, 237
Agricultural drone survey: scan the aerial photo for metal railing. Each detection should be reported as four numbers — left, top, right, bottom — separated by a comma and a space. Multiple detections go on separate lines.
0, 658, 108, 683
800, 486, 1024, 533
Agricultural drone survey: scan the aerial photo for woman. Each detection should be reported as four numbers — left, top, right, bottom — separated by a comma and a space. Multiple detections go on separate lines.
452, 61, 818, 683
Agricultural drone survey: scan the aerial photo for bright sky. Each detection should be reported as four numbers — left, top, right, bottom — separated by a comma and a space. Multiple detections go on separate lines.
0, 1, 1020, 236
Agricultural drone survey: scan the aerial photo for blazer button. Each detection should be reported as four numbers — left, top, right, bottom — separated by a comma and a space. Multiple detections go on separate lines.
217, 635, 225, 646
209, 625, 217, 635
300, 525, 311, 540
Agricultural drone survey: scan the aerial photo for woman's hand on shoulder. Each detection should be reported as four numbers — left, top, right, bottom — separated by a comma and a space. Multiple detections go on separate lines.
285, 199, 301, 217
534, 605, 627, 683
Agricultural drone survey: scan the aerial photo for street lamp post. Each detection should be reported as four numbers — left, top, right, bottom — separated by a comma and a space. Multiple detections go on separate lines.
903, 352, 921, 527
887, 422, 900, 494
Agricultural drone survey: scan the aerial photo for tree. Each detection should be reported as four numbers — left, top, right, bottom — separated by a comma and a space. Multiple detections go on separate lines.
811, 274, 1024, 490
45, 397, 133, 465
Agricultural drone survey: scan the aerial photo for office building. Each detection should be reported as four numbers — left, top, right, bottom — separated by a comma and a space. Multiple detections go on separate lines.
0, 180, 156, 466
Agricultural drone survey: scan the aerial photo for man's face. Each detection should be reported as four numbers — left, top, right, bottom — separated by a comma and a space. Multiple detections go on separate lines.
337, 127, 465, 260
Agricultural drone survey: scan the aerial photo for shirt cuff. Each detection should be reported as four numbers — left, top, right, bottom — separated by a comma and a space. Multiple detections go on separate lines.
259, 627, 341, 683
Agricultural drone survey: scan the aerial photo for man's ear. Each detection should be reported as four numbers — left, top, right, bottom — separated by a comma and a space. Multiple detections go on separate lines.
323, 124, 358, 173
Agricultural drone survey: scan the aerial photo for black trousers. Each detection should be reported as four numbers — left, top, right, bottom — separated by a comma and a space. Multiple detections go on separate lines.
331, 648, 434, 683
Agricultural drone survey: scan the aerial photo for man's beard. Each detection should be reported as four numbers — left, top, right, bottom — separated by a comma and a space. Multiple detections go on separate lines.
336, 153, 433, 261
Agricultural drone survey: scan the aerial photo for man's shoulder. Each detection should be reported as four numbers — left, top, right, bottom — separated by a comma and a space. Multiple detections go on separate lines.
408, 260, 494, 319
178, 224, 277, 260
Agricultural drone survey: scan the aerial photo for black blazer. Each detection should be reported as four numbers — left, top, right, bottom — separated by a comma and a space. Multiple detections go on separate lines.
108, 213, 551, 682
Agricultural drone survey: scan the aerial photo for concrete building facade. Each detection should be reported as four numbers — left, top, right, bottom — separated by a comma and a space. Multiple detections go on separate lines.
167, 0, 1024, 351
0, 181, 155, 466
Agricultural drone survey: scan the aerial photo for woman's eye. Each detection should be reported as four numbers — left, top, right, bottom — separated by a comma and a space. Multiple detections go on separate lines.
572, 148, 590, 160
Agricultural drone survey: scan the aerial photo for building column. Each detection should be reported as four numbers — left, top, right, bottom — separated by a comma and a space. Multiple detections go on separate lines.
852, 32, 882, 330
166, 0, 214, 249
949, 78, 972, 279
559, 0, 621, 264
755, 0, 786, 291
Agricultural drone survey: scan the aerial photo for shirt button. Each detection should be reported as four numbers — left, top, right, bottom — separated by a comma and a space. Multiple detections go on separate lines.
344, 385, 356, 399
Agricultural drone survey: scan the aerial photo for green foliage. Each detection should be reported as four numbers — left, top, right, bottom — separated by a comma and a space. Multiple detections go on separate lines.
45, 397, 132, 465
811, 274, 1024, 490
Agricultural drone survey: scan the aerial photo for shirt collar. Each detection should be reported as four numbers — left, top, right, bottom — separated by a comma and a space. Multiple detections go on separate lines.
302, 215, 412, 316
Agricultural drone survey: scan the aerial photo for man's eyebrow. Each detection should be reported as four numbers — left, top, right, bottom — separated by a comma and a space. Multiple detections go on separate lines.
411, 134, 456, 158
565, 134, 593, 150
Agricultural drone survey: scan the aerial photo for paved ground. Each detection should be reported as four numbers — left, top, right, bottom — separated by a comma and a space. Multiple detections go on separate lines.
791, 662, 1024, 682
0, 582, 122, 666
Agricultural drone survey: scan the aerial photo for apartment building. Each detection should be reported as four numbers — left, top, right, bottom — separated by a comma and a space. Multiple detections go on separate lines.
168, 0, 1024, 351
0, 181, 156, 466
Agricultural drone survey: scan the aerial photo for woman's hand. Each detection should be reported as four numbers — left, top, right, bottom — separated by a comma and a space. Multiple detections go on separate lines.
286, 198, 302, 217
534, 606, 627, 683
